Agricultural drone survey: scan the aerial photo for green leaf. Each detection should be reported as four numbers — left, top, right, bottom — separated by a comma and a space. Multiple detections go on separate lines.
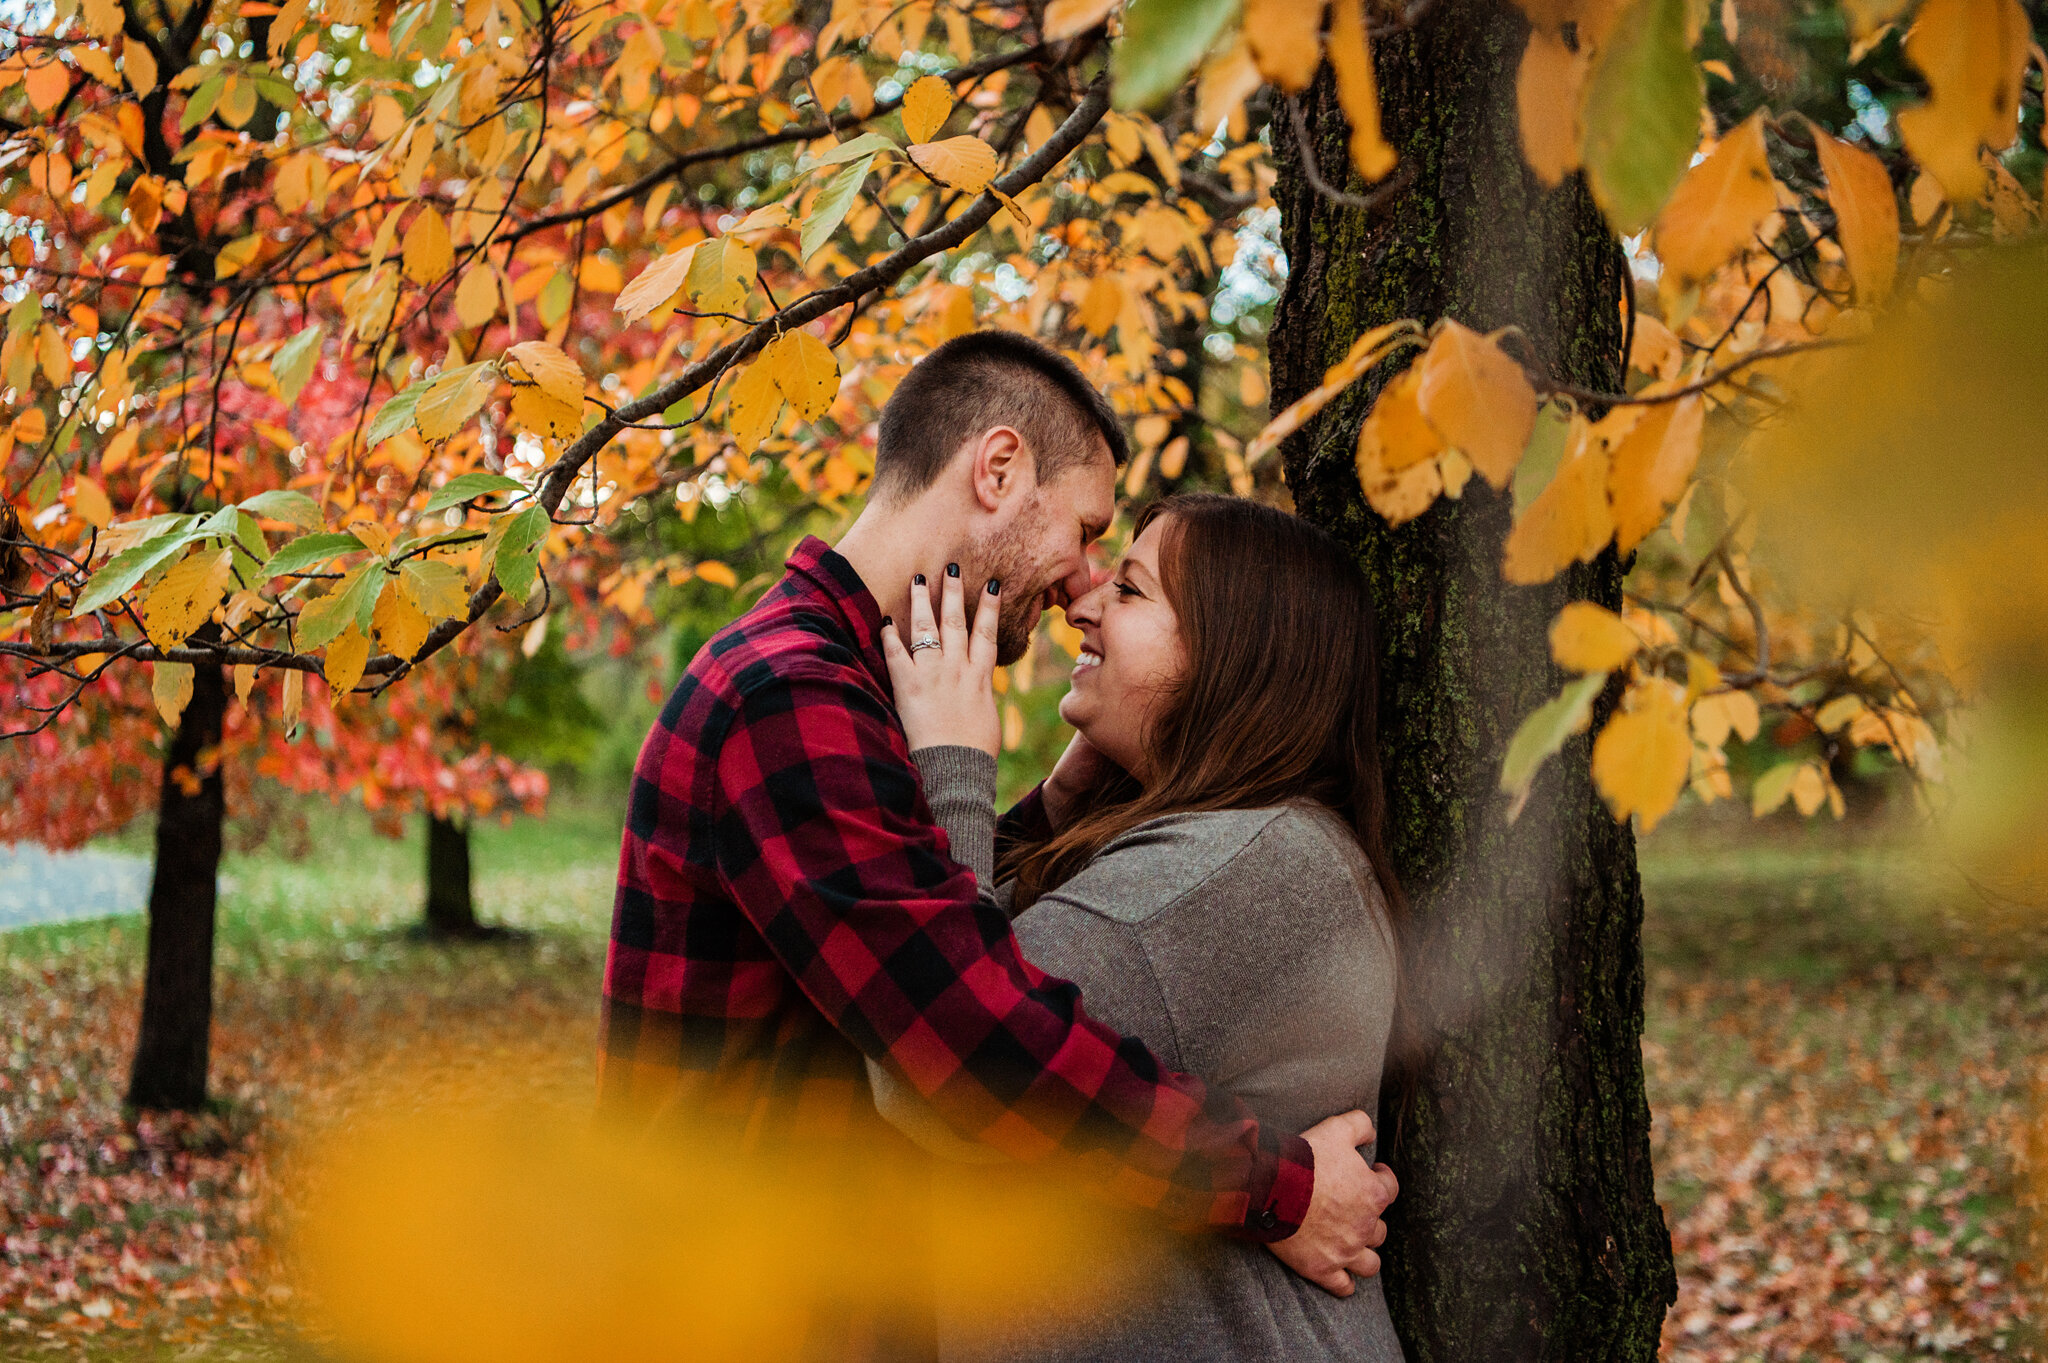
797, 132, 899, 172
803, 153, 877, 263
180, 73, 225, 132
239, 488, 323, 528
1110, 0, 1238, 111
70, 525, 198, 616
492, 504, 549, 601
366, 380, 426, 447
1751, 759, 1801, 816
1500, 672, 1609, 822
421, 471, 527, 514
1581, 0, 1703, 235
295, 562, 383, 648
1512, 403, 1574, 516
262, 531, 367, 578
232, 509, 270, 562
272, 325, 325, 405
7, 292, 42, 344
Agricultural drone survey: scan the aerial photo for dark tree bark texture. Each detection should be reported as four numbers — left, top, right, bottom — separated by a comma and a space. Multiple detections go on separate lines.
423, 812, 483, 937
1269, 1, 1677, 1357
127, 657, 226, 1112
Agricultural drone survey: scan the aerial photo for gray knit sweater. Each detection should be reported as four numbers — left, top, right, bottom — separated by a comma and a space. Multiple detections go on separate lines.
873, 746, 1406, 1363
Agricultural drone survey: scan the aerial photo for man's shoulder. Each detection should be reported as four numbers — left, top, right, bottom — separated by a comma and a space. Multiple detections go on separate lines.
692, 591, 874, 698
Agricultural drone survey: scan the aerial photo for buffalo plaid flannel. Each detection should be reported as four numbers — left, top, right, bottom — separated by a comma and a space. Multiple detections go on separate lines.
599, 536, 1314, 1240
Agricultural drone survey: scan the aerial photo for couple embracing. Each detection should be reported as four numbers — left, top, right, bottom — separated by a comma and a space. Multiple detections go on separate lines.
599, 330, 1409, 1363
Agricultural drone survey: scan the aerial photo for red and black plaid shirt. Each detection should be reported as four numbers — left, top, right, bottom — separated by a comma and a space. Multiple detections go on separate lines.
600, 536, 1313, 1239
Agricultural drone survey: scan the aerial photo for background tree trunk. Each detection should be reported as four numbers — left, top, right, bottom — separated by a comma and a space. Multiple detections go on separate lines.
127, 657, 226, 1112
1268, 1, 1676, 1357
422, 812, 484, 937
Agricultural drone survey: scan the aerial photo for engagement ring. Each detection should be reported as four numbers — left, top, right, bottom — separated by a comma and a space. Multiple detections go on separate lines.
909, 636, 941, 655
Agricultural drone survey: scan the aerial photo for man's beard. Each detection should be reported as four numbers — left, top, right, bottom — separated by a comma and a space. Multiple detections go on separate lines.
971, 523, 1050, 666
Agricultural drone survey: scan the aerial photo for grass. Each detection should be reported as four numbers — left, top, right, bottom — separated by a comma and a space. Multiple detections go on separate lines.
2, 792, 2041, 1360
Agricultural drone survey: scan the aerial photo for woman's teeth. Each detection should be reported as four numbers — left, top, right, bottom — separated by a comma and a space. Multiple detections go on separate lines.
1075, 651, 1103, 669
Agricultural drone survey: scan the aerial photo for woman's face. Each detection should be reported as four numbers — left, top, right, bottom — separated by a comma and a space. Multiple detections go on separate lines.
1057, 516, 1187, 783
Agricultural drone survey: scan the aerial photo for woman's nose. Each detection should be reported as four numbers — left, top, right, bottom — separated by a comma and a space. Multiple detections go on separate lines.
1065, 579, 1110, 627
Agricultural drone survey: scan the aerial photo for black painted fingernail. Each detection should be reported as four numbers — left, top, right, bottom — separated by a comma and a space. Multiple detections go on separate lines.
946, 562, 960, 578
882, 615, 892, 628
986, 578, 1000, 594
913, 573, 926, 586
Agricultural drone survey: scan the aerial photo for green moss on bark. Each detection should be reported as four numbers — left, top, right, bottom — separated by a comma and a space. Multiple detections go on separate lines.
1269, 0, 1676, 1357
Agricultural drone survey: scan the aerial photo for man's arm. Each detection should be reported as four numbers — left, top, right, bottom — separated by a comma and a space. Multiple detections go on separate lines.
701, 665, 1311, 1241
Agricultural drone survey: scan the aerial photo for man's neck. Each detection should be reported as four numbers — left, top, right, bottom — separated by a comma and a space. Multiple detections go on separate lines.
833, 496, 961, 628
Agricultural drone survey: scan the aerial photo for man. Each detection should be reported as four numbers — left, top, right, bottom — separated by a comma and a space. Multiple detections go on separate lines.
600, 331, 1398, 1332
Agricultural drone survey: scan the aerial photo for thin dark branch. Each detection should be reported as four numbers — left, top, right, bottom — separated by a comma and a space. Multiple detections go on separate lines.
1284, 95, 1413, 214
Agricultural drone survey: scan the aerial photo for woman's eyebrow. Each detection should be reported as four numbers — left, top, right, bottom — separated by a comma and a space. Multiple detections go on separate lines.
1123, 559, 1159, 589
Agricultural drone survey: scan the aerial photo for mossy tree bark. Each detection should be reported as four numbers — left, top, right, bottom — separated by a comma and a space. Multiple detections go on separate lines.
127, 651, 226, 1112
1269, 1, 1676, 1356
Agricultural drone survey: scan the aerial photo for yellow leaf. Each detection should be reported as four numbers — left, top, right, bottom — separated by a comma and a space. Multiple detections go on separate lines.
215, 233, 263, 280
1246, 319, 1421, 466
1653, 114, 1777, 294
1244, 0, 1326, 93
695, 559, 739, 588
1790, 760, 1829, 816
509, 387, 582, 443
1196, 39, 1262, 142
1606, 393, 1703, 554
455, 266, 502, 328
1327, 0, 1397, 182
727, 355, 783, 454
324, 624, 370, 701
1591, 678, 1690, 831
372, 577, 431, 659
1043, 0, 1117, 39
685, 237, 755, 315
24, 60, 69, 113
80, 0, 121, 40
1895, 0, 2030, 202
1413, 320, 1538, 487
1815, 693, 1866, 733
143, 547, 233, 650
400, 559, 470, 620
1502, 422, 1613, 584
901, 74, 955, 145
1077, 275, 1123, 336
1690, 688, 1760, 746
12, 409, 47, 445
617, 242, 700, 322
1811, 129, 1899, 303
1517, 29, 1588, 187
402, 207, 453, 285
1628, 314, 1684, 379
1360, 365, 1444, 474
1549, 601, 1642, 672
282, 667, 303, 729
907, 137, 1000, 193
74, 45, 120, 88
234, 663, 255, 703
71, 476, 113, 529
416, 366, 495, 444
1355, 372, 1444, 527
501, 340, 586, 409
151, 661, 194, 727
124, 44, 158, 98
762, 329, 839, 422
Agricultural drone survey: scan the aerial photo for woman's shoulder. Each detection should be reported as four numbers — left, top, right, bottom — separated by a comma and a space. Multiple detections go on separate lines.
1048, 803, 1370, 927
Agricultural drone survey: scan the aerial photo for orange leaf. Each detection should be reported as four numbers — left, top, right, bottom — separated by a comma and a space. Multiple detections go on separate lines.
1591, 678, 1691, 830
907, 136, 999, 192
1895, 0, 2030, 202
1327, 0, 1396, 182
1244, 0, 1326, 93
1606, 393, 1703, 554
1360, 365, 1443, 474
1812, 129, 1899, 303
900, 75, 954, 145
727, 354, 783, 454
1413, 320, 1538, 487
1516, 29, 1588, 188
1652, 113, 1777, 293
1355, 368, 1444, 525
1549, 601, 1643, 673
1502, 420, 1612, 584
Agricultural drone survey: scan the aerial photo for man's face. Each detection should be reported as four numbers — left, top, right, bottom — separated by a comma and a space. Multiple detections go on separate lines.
971, 437, 1117, 666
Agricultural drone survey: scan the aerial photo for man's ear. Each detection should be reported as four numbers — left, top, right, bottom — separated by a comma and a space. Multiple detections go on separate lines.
967, 426, 1031, 513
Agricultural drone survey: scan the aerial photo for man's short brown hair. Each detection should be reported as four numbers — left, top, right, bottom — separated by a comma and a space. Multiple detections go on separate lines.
872, 331, 1129, 499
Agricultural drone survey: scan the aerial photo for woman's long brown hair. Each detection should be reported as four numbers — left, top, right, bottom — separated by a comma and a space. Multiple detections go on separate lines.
1001, 495, 1416, 1124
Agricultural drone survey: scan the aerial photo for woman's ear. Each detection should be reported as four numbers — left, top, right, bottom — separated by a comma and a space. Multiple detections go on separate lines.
968, 426, 1029, 512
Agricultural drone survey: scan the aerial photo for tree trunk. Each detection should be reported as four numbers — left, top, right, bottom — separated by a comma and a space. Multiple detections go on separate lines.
1268, 2, 1676, 1358
127, 658, 226, 1112
422, 812, 484, 937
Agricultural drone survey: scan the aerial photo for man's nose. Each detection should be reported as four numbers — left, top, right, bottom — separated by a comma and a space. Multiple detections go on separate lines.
1054, 561, 1096, 608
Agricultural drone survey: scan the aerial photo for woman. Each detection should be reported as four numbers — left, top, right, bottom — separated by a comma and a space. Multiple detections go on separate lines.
875, 493, 1409, 1363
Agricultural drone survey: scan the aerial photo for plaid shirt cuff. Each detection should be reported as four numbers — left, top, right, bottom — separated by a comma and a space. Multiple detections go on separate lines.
995, 781, 1053, 856
1240, 1133, 1316, 1241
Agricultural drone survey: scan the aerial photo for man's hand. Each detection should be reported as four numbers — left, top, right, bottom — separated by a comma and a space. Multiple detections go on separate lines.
1264, 1110, 1399, 1297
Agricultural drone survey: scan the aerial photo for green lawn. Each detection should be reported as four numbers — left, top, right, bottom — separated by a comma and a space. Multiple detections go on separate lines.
2, 794, 2040, 1360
